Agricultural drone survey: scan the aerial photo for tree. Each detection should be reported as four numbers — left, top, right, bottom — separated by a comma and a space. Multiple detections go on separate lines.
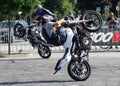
110, 0, 120, 16
42, 0, 73, 18
0, 0, 43, 20
76, 0, 120, 15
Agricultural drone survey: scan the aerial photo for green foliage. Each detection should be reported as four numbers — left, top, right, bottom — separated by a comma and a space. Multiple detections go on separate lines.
18, 49, 23, 54
76, 0, 120, 15
102, 14, 108, 21
0, 0, 120, 21
0, 0, 42, 20
43, 0, 73, 18
0, 51, 5, 57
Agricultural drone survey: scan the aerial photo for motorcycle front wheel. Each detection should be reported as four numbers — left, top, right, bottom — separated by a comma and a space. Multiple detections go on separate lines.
82, 10, 102, 32
38, 44, 51, 59
68, 59, 91, 81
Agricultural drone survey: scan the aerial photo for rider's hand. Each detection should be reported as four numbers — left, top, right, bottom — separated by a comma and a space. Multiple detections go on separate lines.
30, 23, 36, 27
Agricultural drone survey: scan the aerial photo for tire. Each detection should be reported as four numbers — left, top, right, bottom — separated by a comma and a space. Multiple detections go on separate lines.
82, 10, 102, 32
14, 23, 26, 38
68, 59, 91, 81
38, 45, 51, 59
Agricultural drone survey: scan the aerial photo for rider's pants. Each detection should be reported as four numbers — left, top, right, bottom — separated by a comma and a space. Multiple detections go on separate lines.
55, 27, 74, 70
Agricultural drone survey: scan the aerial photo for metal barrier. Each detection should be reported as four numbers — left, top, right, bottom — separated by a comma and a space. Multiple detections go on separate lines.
91, 25, 120, 49
0, 38, 65, 54
0, 40, 33, 54
0, 25, 120, 54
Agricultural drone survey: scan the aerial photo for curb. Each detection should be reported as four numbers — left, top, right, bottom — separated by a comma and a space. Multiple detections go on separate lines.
0, 53, 33, 58
1, 49, 120, 59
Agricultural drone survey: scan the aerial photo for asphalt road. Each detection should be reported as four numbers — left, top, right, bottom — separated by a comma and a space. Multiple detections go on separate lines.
0, 52, 120, 86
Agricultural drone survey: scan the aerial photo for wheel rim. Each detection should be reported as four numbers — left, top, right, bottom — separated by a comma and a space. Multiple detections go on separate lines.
15, 24, 25, 38
38, 46, 51, 58
70, 61, 88, 79
39, 47, 49, 56
83, 12, 102, 31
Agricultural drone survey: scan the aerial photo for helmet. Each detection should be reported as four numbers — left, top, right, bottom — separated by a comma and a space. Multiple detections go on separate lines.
41, 14, 54, 24
34, 4, 42, 13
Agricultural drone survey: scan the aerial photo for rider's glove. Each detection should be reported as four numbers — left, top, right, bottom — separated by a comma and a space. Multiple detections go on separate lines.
30, 23, 36, 26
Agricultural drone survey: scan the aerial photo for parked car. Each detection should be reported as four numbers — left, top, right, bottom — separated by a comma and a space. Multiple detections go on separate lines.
0, 19, 28, 43
0, 20, 16, 43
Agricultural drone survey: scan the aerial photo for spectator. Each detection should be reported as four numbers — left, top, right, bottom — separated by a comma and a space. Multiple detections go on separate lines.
106, 12, 119, 49
106, 12, 118, 28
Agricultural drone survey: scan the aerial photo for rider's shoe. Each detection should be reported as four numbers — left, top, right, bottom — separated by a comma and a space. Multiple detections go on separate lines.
109, 46, 113, 49
115, 46, 119, 49
53, 67, 61, 74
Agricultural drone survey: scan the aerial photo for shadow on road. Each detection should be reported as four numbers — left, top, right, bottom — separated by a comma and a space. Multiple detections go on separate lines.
0, 58, 43, 62
0, 80, 74, 85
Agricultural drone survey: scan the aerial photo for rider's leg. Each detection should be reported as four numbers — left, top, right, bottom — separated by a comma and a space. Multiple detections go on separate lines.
54, 28, 74, 74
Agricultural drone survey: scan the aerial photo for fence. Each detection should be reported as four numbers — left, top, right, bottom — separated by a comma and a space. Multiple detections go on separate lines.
0, 25, 120, 54
91, 25, 120, 47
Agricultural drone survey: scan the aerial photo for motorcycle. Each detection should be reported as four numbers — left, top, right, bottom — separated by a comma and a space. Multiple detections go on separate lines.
66, 10, 102, 81
14, 10, 102, 81
14, 22, 51, 58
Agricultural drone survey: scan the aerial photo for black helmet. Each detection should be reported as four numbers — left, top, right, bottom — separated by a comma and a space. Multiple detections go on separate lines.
34, 4, 42, 13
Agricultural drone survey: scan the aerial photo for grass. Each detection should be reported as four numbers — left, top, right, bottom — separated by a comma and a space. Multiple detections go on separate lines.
0, 50, 29, 58
18, 49, 24, 54
0, 51, 5, 57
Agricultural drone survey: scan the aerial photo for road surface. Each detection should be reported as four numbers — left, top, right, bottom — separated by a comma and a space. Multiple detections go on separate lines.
0, 52, 120, 86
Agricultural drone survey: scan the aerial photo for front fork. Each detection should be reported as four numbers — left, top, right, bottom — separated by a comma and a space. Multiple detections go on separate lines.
72, 36, 89, 62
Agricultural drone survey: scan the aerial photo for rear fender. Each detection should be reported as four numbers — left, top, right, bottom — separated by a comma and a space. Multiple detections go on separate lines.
15, 20, 28, 27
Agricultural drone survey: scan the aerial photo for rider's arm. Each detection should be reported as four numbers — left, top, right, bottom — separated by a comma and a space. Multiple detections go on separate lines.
53, 18, 68, 27
30, 15, 40, 24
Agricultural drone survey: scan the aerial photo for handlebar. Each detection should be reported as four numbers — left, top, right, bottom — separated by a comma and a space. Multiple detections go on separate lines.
68, 19, 93, 25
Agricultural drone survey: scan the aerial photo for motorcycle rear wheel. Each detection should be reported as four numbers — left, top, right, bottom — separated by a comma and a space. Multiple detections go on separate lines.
14, 23, 26, 38
68, 59, 91, 81
82, 10, 102, 32
38, 45, 51, 59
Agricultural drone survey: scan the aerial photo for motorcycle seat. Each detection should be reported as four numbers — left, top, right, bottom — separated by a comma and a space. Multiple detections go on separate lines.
42, 27, 59, 45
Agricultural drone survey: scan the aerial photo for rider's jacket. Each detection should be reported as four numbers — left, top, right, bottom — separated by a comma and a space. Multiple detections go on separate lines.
36, 8, 53, 16
35, 8, 56, 21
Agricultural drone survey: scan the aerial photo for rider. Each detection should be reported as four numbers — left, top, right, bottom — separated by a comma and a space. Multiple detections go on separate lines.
31, 4, 74, 74
30, 4, 57, 41
30, 4, 56, 24
43, 16, 74, 74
